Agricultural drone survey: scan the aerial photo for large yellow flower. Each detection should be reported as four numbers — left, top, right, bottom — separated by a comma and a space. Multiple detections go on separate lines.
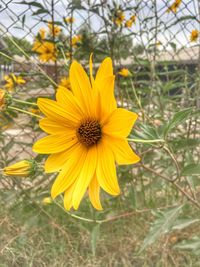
33, 56, 140, 210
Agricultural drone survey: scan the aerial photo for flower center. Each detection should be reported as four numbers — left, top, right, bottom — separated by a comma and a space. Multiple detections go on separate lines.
77, 119, 102, 147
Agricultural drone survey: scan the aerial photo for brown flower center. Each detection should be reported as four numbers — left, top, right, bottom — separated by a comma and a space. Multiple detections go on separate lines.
77, 119, 102, 147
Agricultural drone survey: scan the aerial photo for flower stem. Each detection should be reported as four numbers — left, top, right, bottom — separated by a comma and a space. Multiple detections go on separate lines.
12, 98, 38, 106
55, 201, 102, 223
8, 106, 42, 119
127, 138, 165, 143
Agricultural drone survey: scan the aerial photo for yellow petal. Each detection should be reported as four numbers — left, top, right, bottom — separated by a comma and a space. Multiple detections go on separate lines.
96, 139, 120, 196
51, 144, 87, 199
39, 118, 68, 134
69, 61, 94, 116
33, 133, 77, 154
89, 175, 103, 210
95, 57, 113, 83
97, 75, 117, 119
56, 87, 85, 117
89, 53, 95, 88
44, 142, 80, 173
37, 98, 79, 126
63, 182, 76, 211
104, 135, 140, 165
72, 145, 97, 210
102, 108, 138, 138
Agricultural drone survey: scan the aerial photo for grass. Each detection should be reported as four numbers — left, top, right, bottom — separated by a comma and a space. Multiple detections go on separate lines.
1, 191, 200, 267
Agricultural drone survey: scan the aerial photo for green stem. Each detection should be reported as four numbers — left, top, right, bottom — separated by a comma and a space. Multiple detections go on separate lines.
8, 106, 42, 119
55, 201, 102, 224
0, 51, 14, 61
12, 98, 38, 106
128, 138, 165, 143
60, 47, 68, 64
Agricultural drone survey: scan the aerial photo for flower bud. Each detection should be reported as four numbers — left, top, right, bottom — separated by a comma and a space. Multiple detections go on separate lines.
3, 160, 36, 177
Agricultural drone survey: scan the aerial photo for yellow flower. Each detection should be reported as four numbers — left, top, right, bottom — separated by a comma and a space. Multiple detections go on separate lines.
65, 17, 75, 24
4, 74, 25, 91
125, 19, 133, 28
29, 107, 41, 115
57, 77, 71, 91
3, 160, 35, 177
66, 52, 72, 58
0, 89, 6, 109
32, 41, 57, 62
118, 68, 131, 77
48, 21, 61, 36
33, 55, 140, 210
114, 11, 125, 26
42, 197, 52, 205
167, 0, 182, 13
130, 15, 136, 23
71, 35, 82, 47
190, 30, 199, 42
39, 28, 46, 39
125, 15, 136, 28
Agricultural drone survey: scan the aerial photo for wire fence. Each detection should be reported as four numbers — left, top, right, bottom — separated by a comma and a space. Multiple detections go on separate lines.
0, 0, 200, 181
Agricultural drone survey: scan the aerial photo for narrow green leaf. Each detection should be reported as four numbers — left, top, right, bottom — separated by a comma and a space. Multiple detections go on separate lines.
32, 9, 49, 16
91, 224, 100, 256
174, 237, 200, 251
139, 205, 183, 253
172, 219, 200, 230
181, 164, 200, 176
163, 108, 193, 137
15, 1, 45, 9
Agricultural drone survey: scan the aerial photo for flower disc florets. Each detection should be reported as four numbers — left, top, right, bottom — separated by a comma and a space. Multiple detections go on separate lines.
77, 118, 102, 147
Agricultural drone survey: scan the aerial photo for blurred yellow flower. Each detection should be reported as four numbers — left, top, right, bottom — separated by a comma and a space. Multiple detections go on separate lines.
0, 89, 6, 109
48, 21, 61, 36
57, 77, 71, 91
29, 107, 41, 115
32, 41, 57, 62
65, 17, 75, 24
42, 197, 52, 205
118, 68, 131, 77
71, 35, 82, 47
167, 0, 182, 13
125, 19, 133, 28
4, 74, 26, 91
125, 15, 136, 28
190, 30, 199, 42
115, 10, 125, 26
39, 28, 46, 39
33, 55, 140, 210
130, 15, 136, 23
3, 160, 35, 177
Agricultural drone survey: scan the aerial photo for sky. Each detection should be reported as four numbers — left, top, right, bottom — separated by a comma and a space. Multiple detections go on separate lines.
0, 0, 199, 50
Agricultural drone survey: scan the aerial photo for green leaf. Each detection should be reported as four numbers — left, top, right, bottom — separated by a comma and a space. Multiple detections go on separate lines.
139, 205, 183, 253
91, 224, 100, 256
32, 9, 49, 16
16, 1, 45, 9
172, 219, 200, 230
163, 108, 193, 137
181, 164, 200, 176
170, 138, 200, 150
174, 237, 200, 252
166, 16, 198, 30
